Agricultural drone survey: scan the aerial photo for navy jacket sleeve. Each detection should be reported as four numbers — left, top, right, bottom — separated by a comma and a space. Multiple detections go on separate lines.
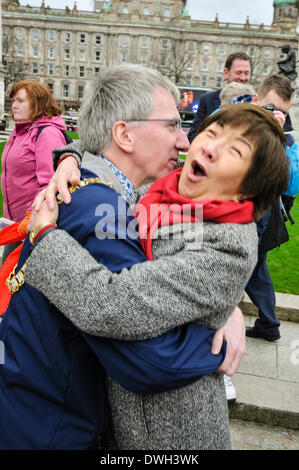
58, 173, 225, 394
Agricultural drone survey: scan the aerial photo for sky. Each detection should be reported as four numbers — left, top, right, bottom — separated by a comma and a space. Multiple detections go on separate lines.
19, 0, 275, 26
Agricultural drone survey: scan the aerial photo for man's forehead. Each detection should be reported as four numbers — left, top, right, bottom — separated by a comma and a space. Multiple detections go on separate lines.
230, 59, 250, 70
152, 89, 180, 117
260, 90, 291, 111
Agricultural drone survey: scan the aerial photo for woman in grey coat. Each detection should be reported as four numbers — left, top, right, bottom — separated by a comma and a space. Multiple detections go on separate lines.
24, 103, 289, 450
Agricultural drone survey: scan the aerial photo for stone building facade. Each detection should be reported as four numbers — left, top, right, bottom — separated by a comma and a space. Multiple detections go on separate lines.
1, 0, 299, 110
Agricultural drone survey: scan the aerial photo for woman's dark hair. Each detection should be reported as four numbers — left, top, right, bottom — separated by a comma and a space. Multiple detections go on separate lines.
10, 80, 61, 121
196, 103, 289, 220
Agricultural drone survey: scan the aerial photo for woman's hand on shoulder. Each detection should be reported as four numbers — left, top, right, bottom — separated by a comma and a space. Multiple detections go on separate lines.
34, 156, 80, 211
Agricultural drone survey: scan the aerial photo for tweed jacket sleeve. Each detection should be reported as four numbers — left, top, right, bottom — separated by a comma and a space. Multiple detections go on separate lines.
52, 139, 84, 169
24, 221, 258, 341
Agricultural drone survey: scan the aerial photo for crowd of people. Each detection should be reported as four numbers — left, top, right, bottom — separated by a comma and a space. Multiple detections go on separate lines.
0, 53, 298, 450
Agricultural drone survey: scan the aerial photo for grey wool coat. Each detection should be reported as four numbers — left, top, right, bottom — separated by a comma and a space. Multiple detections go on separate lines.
24, 156, 258, 450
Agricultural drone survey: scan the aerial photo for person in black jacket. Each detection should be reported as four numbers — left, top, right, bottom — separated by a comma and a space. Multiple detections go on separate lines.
188, 52, 251, 143
245, 74, 298, 341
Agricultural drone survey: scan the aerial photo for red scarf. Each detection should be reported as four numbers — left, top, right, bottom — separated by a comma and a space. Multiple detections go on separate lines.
135, 168, 255, 261
0, 223, 25, 316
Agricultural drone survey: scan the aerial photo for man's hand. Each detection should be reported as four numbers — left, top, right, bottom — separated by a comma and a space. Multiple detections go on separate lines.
212, 306, 246, 376
34, 156, 80, 211
273, 109, 286, 129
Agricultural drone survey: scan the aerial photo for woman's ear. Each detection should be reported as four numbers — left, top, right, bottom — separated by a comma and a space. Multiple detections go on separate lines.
112, 121, 134, 153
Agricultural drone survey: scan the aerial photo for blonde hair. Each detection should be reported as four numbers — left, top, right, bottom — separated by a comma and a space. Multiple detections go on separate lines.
220, 82, 255, 106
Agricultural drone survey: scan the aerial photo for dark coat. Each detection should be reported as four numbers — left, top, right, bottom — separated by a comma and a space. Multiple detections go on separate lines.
188, 89, 221, 143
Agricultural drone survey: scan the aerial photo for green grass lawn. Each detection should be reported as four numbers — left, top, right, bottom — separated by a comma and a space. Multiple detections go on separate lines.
267, 197, 299, 294
1, 140, 298, 294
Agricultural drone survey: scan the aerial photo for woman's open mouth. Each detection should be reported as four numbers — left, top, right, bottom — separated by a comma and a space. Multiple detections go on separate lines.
187, 160, 207, 182
192, 162, 207, 177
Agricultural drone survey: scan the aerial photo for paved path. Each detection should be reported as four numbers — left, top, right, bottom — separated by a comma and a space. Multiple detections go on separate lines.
230, 418, 299, 450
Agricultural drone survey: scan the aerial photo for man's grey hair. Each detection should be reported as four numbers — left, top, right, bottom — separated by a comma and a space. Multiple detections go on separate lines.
78, 64, 180, 155
220, 82, 256, 106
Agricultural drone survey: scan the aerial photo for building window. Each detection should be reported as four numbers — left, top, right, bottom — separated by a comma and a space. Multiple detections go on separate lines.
164, 9, 171, 17
140, 54, 147, 65
48, 63, 54, 75
121, 36, 128, 47
64, 49, 70, 60
217, 43, 225, 55
80, 33, 86, 44
78, 85, 84, 100
263, 65, 270, 75
48, 31, 55, 41
16, 28, 23, 40
216, 76, 222, 88
64, 32, 71, 42
62, 84, 69, 99
32, 62, 38, 74
95, 67, 100, 75
79, 50, 85, 61
188, 42, 194, 52
32, 30, 39, 41
141, 37, 148, 48
187, 59, 193, 70
79, 66, 85, 77
47, 83, 53, 93
249, 47, 256, 58
32, 45, 38, 58
123, 6, 129, 14
186, 75, 192, 86
161, 55, 167, 67
2, 27, 8, 37
95, 35, 101, 45
144, 7, 150, 15
202, 59, 209, 71
264, 48, 272, 58
162, 39, 169, 49
201, 75, 207, 87
64, 65, 70, 76
202, 43, 210, 54
48, 47, 55, 59
95, 51, 101, 62
121, 52, 127, 64
217, 60, 224, 73
16, 44, 23, 57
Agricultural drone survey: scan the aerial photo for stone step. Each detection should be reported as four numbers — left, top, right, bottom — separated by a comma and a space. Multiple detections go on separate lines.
229, 315, 299, 430
239, 292, 299, 323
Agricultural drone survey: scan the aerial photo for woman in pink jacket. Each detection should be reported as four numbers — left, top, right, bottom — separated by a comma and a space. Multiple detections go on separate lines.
1, 81, 68, 262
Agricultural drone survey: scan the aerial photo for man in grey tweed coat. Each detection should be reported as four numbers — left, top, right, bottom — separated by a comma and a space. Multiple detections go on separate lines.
25, 69, 288, 449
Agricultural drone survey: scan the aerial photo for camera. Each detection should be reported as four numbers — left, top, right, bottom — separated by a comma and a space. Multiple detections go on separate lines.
263, 103, 276, 113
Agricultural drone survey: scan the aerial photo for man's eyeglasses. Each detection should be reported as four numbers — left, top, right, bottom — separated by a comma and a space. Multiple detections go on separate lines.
128, 118, 182, 130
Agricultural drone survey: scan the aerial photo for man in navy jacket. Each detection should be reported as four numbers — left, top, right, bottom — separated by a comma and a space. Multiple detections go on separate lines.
188, 52, 251, 143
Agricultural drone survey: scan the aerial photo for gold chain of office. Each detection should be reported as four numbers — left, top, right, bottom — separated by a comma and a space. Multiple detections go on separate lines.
6, 177, 113, 295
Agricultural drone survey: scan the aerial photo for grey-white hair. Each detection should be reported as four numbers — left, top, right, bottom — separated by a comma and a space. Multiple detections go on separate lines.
220, 82, 256, 106
78, 64, 180, 155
